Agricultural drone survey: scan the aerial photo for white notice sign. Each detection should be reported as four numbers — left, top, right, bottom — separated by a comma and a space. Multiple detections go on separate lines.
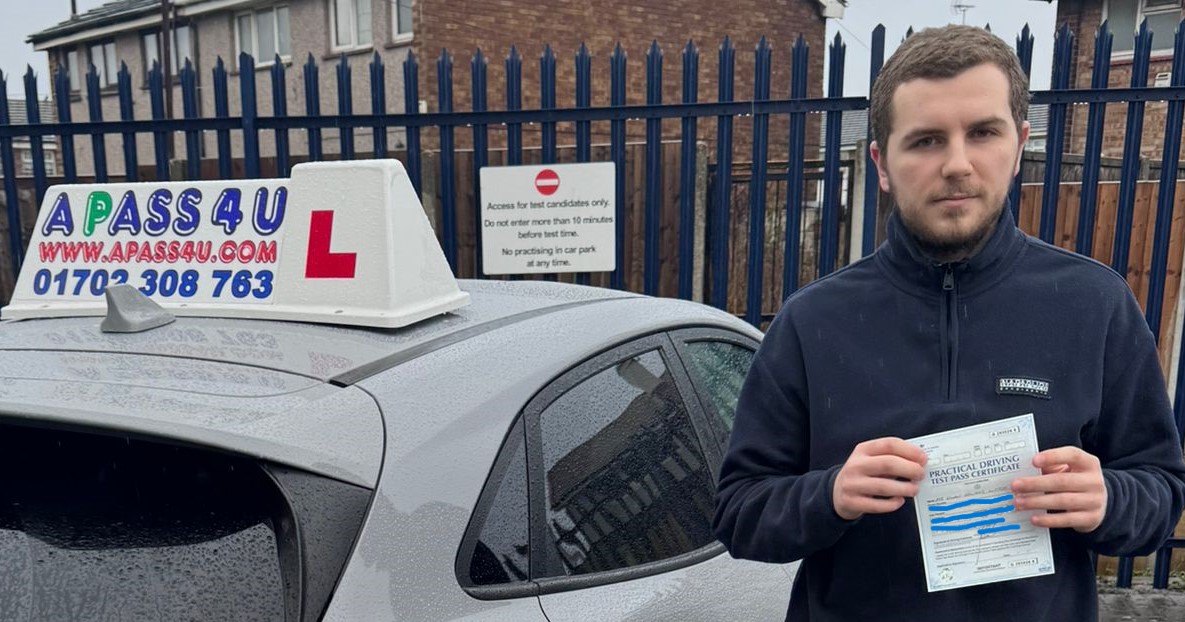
909, 414, 1055, 592
480, 162, 616, 274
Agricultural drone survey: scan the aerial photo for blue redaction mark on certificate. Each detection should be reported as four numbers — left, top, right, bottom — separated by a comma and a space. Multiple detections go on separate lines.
928, 495, 1018, 535
909, 414, 1055, 592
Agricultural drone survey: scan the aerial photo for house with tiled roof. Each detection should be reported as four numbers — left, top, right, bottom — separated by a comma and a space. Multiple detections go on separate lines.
28, 0, 845, 177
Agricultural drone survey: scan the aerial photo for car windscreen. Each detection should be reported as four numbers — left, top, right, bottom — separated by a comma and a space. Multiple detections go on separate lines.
0, 422, 286, 621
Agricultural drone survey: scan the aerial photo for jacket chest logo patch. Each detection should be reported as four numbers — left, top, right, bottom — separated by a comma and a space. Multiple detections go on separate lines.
996, 376, 1051, 399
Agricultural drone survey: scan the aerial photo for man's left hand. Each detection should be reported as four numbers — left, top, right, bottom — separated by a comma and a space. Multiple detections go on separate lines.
1011, 446, 1107, 533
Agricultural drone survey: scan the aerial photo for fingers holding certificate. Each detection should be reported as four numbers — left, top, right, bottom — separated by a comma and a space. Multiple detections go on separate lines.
1012, 446, 1108, 532
832, 437, 929, 520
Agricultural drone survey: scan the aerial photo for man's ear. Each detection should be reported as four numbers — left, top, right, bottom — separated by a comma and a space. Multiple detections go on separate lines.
870, 140, 891, 193
1014, 120, 1031, 175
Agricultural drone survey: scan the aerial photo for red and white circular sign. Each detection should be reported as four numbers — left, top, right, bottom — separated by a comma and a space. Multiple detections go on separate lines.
534, 169, 560, 196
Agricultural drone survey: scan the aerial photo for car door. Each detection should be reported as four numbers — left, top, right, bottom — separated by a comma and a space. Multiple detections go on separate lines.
525, 332, 792, 621
669, 326, 800, 586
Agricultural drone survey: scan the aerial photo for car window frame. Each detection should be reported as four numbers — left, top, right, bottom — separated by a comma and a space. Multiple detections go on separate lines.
454, 417, 540, 600
521, 331, 726, 596
667, 327, 760, 454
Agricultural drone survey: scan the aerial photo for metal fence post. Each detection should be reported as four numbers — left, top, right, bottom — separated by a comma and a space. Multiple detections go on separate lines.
472, 48, 489, 277
784, 36, 809, 299
1039, 25, 1074, 243
610, 43, 627, 290
0, 78, 23, 276
645, 41, 664, 297
117, 63, 138, 182
862, 25, 886, 256
22, 68, 48, 205
240, 53, 260, 178
437, 49, 457, 272
336, 55, 354, 160
711, 37, 735, 308
53, 66, 77, 184
820, 34, 846, 278
679, 40, 700, 300
402, 51, 421, 195
745, 37, 772, 326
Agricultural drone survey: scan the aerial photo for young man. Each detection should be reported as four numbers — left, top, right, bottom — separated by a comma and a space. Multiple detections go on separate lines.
713, 25, 1185, 621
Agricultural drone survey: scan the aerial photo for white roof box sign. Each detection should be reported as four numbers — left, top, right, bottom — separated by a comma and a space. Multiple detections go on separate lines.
2, 160, 469, 328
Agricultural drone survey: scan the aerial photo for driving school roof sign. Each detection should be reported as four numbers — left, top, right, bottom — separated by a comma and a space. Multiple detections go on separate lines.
2, 160, 469, 328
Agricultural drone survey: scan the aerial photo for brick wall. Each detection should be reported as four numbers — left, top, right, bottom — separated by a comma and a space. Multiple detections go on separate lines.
1057, 0, 1185, 160
411, 0, 829, 159
38, 0, 829, 176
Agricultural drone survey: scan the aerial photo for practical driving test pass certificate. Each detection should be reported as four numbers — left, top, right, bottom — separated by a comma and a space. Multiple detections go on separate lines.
908, 414, 1055, 592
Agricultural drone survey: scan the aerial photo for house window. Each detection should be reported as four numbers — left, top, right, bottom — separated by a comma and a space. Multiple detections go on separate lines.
236, 5, 291, 64
65, 49, 80, 92
17, 148, 57, 176
143, 24, 196, 78
332, 0, 373, 50
1108, 0, 1183, 54
392, 0, 412, 38
44, 151, 58, 177
88, 40, 119, 88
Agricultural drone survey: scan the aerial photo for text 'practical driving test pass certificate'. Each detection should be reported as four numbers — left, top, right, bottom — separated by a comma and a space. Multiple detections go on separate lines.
909, 414, 1055, 592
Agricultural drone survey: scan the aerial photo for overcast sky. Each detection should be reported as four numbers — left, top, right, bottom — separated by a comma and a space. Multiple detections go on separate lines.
3, 0, 1060, 99
827, 0, 1058, 95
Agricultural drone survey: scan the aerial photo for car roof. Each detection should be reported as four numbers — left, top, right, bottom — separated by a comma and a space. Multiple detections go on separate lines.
0, 279, 757, 488
0, 279, 641, 383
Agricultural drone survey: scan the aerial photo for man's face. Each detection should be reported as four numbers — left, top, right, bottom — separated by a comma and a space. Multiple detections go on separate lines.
870, 63, 1029, 261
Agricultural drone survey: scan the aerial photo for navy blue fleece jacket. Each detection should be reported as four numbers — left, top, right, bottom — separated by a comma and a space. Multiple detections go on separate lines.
713, 206, 1185, 621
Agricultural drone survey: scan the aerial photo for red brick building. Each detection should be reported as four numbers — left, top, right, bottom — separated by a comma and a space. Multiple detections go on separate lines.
411, 0, 839, 155
1035, 0, 1184, 159
29, 0, 844, 173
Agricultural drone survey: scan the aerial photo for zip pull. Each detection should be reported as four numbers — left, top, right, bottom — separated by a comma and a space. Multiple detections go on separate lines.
942, 266, 955, 291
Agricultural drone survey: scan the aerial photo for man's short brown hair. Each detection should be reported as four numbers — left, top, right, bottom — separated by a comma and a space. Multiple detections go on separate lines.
870, 25, 1030, 154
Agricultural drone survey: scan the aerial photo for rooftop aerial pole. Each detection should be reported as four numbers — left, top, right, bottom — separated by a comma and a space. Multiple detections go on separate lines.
952, 1, 975, 25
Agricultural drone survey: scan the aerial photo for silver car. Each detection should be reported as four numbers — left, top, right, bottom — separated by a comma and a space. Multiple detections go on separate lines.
0, 278, 795, 621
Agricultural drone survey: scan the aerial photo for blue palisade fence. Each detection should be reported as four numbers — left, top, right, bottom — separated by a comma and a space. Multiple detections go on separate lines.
1, 27, 1185, 587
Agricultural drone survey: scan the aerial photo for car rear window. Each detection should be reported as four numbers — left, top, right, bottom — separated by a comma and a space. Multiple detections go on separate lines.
0, 423, 287, 621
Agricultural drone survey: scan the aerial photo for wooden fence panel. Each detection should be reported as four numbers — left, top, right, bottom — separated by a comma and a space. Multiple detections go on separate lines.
1020, 181, 1185, 373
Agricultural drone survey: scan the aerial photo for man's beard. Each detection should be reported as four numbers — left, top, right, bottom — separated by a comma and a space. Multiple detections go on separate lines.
897, 190, 1004, 263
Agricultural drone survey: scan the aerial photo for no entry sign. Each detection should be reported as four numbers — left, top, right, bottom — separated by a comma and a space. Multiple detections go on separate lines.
480, 162, 616, 275
535, 169, 560, 196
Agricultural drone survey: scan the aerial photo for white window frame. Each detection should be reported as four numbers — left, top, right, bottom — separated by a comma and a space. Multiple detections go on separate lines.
88, 40, 119, 88
1145, 0, 1181, 10
1105, 0, 1183, 59
142, 24, 197, 80
330, 0, 373, 52
43, 149, 58, 177
64, 49, 80, 92
391, 0, 413, 42
234, 4, 292, 66
19, 150, 33, 176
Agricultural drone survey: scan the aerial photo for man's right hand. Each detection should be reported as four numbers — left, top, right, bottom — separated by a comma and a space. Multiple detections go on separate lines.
832, 437, 929, 520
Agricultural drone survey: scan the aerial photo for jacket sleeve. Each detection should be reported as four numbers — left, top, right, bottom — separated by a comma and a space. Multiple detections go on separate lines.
712, 309, 856, 563
1086, 289, 1185, 556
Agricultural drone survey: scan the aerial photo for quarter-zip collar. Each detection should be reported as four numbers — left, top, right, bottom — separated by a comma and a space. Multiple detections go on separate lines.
875, 203, 1027, 298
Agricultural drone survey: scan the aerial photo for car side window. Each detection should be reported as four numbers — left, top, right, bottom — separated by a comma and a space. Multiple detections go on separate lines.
461, 424, 530, 587
681, 340, 755, 433
536, 348, 717, 578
